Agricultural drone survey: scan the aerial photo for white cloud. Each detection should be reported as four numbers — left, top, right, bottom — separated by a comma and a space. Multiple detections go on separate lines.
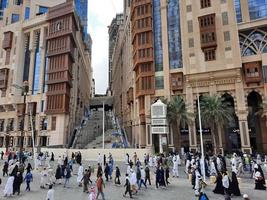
88, 0, 123, 94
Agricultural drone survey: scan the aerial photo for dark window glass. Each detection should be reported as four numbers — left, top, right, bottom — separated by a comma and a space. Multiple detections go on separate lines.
167, 0, 182, 69
248, 0, 267, 20
24, 7, 30, 20
153, 0, 163, 71
38, 6, 48, 14
11, 14, 19, 23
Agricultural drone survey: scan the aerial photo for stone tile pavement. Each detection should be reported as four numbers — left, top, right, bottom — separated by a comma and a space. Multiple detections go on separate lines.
0, 160, 265, 200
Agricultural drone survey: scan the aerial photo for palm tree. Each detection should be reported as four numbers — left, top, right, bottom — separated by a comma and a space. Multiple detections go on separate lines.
167, 96, 194, 149
199, 95, 234, 153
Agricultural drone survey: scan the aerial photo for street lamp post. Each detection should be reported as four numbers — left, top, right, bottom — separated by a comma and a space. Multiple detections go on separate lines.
17, 81, 29, 163
196, 85, 206, 182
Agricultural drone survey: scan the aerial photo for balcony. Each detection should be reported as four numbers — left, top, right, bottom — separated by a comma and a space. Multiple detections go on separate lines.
198, 14, 217, 50
2, 32, 13, 50
243, 61, 262, 83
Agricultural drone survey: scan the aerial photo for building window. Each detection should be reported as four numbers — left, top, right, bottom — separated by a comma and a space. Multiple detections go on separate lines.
38, 6, 48, 14
204, 49, 216, 61
24, 7, 30, 20
23, 34, 30, 81
225, 46, 231, 51
246, 67, 259, 77
0, 119, 4, 132
222, 12, 229, 25
223, 31, 230, 41
220, 0, 226, 3
14, 0, 22, 5
11, 14, 19, 23
7, 118, 14, 131
186, 5, 192, 12
201, 32, 216, 44
234, 0, 242, 23
248, 0, 267, 20
153, 0, 163, 72
51, 116, 56, 130
187, 20, 193, 33
189, 38, 194, 48
155, 76, 164, 90
200, 0, 211, 8
32, 32, 41, 95
40, 117, 48, 130
168, 0, 182, 69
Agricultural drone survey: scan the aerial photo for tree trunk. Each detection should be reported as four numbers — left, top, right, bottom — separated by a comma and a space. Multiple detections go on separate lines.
210, 124, 217, 154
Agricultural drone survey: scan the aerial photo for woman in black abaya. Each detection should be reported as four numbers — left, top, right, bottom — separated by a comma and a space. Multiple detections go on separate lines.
230, 169, 241, 196
213, 172, 224, 195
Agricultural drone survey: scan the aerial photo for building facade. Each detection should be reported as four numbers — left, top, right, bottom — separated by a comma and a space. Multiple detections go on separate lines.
0, 0, 92, 149
111, 0, 267, 153
108, 13, 124, 92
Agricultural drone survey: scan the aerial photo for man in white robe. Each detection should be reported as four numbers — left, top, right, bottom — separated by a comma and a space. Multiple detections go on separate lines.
77, 163, 84, 186
4, 176, 14, 197
172, 157, 179, 177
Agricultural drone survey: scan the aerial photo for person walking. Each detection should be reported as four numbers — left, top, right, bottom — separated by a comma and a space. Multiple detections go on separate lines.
96, 173, 105, 200
82, 169, 89, 193
222, 171, 231, 200
4, 175, 14, 197
254, 163, 266, 190
1, 151, 4, 160
231, 169, 241, 196
88, 165, 93, 184
123, 173, 132, 198
104, 163, 109, 182
166, 165, 170, 185
139, 166, 147, 190
77, 163, 84, 187
55, 165, 62, 184
46, 185, 55, 200
136, 166, 141, 189
97, 163, 103, 178
24, 170, 33, 191
64, 165, 71, 188
115, 166, 121, 185
13, 172, 23, 195
3, 161, 8, 177
50, 152, 54, 162
144, 165, 151, 185
172, 156, 179, 178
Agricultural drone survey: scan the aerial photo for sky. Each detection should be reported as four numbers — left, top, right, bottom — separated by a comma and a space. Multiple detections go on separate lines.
88, 0, 123, 94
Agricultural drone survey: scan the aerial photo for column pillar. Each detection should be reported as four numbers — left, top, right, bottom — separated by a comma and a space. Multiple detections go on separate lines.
186, 84, 197, 151
240, 0, 250, 23
235, 72, 251, 153
237, 112, 251, 153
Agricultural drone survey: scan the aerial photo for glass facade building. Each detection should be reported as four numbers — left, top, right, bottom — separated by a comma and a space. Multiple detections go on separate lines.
75, 0, 88, 40
248, 0, 267, 20
234, 0, 242, 23
32, 33, 41, 95
153, 0, 163, 72
167, 0, 182, 69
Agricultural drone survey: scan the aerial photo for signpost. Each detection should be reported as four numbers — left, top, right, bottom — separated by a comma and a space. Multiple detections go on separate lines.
151, 99, 168, 153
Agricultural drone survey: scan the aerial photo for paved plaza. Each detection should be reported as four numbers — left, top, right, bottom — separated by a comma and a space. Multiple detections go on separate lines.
0, 160, 266, 200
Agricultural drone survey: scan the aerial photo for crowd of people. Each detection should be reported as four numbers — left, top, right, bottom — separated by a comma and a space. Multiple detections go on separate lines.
0, 150, 266, 199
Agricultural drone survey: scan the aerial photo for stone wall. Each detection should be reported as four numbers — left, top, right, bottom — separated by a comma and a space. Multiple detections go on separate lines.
40, 148, 152, 162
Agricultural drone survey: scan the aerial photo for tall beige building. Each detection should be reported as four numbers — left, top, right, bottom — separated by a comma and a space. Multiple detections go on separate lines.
112, 0, 267, 153
0, 0, 92, 149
